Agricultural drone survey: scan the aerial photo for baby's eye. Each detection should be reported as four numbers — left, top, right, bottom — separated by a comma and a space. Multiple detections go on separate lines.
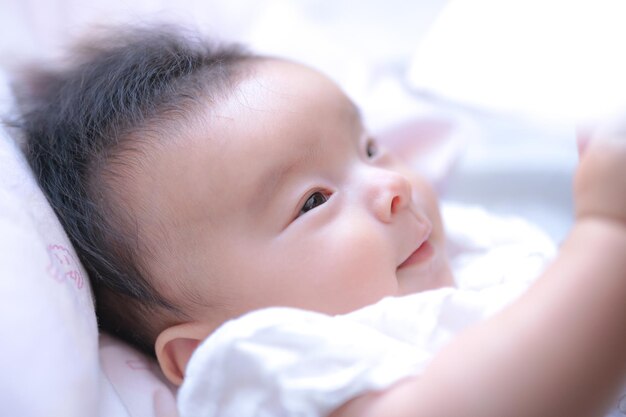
366, 137, 379, 158
299, 191, 328, 216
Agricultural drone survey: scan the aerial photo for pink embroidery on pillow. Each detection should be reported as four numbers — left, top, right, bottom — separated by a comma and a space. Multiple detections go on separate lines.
46, 244, 85, 289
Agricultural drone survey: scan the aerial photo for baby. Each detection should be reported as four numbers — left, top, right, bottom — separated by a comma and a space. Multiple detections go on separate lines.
17, 26, 626, 417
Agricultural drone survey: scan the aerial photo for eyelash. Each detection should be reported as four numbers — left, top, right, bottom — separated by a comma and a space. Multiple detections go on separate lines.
298, 190, 329, 217
365, 137, 378, 159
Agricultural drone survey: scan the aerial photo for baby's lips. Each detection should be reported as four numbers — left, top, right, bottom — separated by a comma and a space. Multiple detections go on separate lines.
397, 227, 434, 270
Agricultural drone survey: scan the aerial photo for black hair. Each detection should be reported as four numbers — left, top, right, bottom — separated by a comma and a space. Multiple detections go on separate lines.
14, 25, 256, 354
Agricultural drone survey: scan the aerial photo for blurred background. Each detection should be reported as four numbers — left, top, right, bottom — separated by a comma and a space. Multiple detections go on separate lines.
3, 0, 626, 242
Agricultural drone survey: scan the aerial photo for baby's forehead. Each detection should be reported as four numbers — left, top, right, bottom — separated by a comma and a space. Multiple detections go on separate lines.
184, 60, 361, 159
231, 59, 360, 122
119, 60, 362, 220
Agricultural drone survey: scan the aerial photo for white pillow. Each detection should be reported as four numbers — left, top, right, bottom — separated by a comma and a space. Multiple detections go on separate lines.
0, 81, 99, 416
0, 71, 177, 417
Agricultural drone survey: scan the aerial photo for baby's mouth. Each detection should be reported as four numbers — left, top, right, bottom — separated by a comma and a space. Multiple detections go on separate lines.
397, 239, 434, 270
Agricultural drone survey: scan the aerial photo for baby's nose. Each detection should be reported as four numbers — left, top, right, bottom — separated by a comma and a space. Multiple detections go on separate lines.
365, 169, 412, 223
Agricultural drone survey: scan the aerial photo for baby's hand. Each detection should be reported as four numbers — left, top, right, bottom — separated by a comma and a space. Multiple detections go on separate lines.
574, 124, 626, 225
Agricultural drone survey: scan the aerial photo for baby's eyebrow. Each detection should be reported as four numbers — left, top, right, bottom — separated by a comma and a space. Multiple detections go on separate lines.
249, 101, 362, 213
251, 139, 322, 212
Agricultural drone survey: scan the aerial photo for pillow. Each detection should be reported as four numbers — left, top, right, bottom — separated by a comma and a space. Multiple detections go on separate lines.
0, 71, 177, 417
0, 73, 99, 416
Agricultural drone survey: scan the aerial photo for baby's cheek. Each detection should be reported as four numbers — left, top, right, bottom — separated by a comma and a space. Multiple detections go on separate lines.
315, 220, 397, 311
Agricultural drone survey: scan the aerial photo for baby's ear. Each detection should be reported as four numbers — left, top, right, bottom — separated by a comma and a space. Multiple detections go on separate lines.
155, 323, 207, 386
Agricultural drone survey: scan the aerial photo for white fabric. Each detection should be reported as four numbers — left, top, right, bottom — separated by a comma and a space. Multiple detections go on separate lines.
178, 205, 557, 417
0, 71, 99, 417
407, 0, 626, 125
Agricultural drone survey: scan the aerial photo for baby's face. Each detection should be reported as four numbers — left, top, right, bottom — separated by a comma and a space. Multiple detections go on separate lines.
130, 60, 453, 332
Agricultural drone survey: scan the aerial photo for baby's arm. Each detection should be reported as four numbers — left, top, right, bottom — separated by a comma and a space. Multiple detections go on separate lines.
332, 135, 626, 417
